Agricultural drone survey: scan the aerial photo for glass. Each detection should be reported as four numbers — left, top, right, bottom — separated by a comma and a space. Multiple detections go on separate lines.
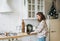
38, 0, 40, 4
28, 5, 31, 10
28, 12, 31, 18
41, 2, 43, 5
41, 6, 43, 11
41, 0, 43, 2
32, 0, 35, 4
40, 0, 43, 5
32, 12, 35, 18
28, 0, 31, 3
32, 5, 35, 10
37, 5, 40, 11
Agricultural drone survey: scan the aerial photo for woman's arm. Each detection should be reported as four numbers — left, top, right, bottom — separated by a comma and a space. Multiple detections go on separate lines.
30, 21, 45, 34
30, 32, 37, 35
35, 21, 45, 33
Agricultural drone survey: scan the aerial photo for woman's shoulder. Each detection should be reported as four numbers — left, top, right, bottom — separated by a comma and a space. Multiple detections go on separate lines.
41, 20, 46, 23
38, 20, 45, 25
39, 20, 47, 25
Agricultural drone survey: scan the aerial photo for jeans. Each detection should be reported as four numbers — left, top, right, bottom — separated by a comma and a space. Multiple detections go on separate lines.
38, 37, 46, 41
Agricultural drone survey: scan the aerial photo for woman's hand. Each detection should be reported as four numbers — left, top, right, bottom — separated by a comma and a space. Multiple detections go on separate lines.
30, 32, 37, 35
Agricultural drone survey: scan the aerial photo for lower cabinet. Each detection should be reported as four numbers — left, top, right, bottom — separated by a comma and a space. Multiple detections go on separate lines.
0, 39, 8, 41
0, 35, 37, 41
18, 35, 37, 41
30, 35, 38, 41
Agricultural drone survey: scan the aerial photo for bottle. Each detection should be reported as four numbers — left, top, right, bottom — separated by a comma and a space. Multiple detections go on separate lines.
22, 19, 25, 33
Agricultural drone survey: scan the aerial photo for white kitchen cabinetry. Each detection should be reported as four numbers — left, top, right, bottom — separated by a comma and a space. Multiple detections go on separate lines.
17, 35, 37, 41
29, 35, 37, 41
0, 0, 12, 12
22, 36, 30, 41
0, 39, 8, 41
23, 0, 45, 19
0, 35, 37, 41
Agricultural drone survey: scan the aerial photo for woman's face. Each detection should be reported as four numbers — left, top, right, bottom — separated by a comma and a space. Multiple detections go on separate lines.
37, 15, 41, 21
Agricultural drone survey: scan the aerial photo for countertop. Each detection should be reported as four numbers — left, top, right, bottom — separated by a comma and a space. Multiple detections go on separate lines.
0, 33, 36, 40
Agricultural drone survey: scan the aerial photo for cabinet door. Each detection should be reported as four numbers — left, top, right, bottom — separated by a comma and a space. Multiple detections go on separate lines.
21, 36, 30, 41
22, 35, 37, 41
30, 35, 38, 41
49, 19, 60, 41
0, 39, 8, 41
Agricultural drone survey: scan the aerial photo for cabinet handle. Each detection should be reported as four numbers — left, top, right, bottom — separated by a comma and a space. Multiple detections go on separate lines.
51, 31, 56, 33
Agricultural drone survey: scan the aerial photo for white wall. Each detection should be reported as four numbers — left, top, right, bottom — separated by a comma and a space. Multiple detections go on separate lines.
0, 0, 40, 33
0, 0, 24, 32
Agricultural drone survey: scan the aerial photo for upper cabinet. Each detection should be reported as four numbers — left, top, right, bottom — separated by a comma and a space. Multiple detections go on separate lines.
0, 0, 12, 12
23, 0, 45, 19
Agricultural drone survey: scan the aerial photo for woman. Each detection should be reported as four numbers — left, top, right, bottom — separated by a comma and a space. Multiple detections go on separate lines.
30, 12, 48, 41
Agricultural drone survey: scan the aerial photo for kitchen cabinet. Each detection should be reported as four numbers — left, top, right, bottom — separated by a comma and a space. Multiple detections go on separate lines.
17, 35, 37, 41
0, 35, 37, 41
23, 0, 45, 19
13, 35, 37, 41
21, 36, 30, 41
0, 39, 8, 41
49, 19, 60, 41
29, 35, 37, 41
0, 0, 12, 12
0, 33, 37, 41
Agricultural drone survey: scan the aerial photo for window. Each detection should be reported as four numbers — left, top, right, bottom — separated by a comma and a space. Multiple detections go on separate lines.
27, 0, 44, 18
